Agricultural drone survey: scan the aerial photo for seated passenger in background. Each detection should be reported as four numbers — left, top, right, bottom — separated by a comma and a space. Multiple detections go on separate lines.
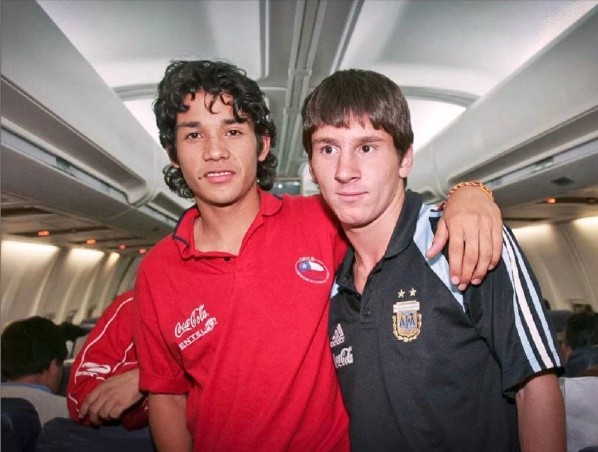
547, 309, 574, 360
36, 291, 153, 452
1, 316, 69, 424
562, 311, 598, 377
559, 312, 598, 451
67, 290, 147, 430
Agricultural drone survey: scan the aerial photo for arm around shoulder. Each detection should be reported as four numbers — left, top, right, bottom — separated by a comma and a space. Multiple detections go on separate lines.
427, 183, 503, 290
516, 371, 566, 452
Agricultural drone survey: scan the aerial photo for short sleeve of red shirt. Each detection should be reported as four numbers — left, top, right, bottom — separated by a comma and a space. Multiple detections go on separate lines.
67, 291, 143, 424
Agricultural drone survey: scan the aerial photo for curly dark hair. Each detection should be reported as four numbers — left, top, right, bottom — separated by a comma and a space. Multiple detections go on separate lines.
154, 60, 278, 198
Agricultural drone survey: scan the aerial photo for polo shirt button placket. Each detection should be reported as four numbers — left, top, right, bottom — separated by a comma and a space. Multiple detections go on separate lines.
363, 307, 371, 317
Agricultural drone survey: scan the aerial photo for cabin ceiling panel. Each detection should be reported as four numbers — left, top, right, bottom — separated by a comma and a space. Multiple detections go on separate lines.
340, 0, 596, 96
37, 0, 265, 86
32, 0, 598, 182
260, 0, 298, 87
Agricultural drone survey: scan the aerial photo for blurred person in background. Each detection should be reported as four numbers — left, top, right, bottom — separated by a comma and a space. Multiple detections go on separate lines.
1, 316, 69, 425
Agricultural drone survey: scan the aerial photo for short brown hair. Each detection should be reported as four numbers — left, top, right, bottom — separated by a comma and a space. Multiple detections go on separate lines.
302, 69, 414, 159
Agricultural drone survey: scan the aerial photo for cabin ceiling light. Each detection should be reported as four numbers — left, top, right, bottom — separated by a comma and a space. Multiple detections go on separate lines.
542, 196, 598, 205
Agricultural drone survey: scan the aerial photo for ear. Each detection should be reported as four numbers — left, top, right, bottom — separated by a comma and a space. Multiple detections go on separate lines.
166, 147, 180, 168
44, 359, 63, 394
562, 344, 573, 363
257, 135, 271, 162
399, 146, 414, 178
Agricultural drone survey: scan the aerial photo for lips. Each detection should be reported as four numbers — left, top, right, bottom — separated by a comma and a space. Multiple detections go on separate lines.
205, 170, 233, 178
203, 170, 235, 182
337, 191, 366, 198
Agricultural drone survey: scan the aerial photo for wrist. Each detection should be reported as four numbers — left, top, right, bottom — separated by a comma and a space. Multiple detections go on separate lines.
447, 180, 494, 201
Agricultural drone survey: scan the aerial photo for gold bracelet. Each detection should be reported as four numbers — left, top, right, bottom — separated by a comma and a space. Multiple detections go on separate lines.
447, 181, 494, 201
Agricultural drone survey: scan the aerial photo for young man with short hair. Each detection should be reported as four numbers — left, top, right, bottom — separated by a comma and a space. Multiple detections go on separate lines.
133, 60, 503, 451
304, 69, 565, 451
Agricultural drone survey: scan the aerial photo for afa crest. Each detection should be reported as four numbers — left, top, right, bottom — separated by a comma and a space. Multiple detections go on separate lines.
392, 299, 422, 342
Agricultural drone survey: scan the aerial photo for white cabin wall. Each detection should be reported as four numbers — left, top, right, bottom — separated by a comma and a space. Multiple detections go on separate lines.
1, 240, 61, 326
564, 217, 598, 308
67, 252, 137, 324
114, 258, 142, 303
3, 219, 595, 330
513, 217, 598, 312
1, 239, 139, 329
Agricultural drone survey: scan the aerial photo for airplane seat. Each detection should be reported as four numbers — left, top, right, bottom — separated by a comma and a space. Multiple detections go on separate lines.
79, 318, 99, 331
71, 333, 90, 359
560, 376, 598, 452
1, 397, 42, 452
57, 359, 75, 397
56, 328, 91, 396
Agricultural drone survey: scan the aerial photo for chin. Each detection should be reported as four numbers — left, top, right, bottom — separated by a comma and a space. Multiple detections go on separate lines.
333, 207, 370, 227
198, 187, 255, 208
339, 216, 370, 230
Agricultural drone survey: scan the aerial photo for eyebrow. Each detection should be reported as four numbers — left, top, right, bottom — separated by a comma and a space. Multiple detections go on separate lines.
312, 135, 386, 146
175, 118, 244, 131
175, 121, 200, 131
311, 137, 340, 147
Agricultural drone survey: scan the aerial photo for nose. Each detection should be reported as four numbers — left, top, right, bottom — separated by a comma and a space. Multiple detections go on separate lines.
203, 135, 229, 161
335, 150, 359, 183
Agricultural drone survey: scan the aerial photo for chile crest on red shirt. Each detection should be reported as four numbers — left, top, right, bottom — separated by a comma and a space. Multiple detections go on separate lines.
295, 256, 330, 284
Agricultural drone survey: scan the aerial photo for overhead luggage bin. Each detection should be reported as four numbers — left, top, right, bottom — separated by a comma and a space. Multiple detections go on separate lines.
1, 0, 189, 235
410, 8, 598, 204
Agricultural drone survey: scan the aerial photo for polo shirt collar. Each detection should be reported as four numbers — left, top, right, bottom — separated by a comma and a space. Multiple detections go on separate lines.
384, 190, 423, 258
172, 189, 283, 258
336, 190, 423, 291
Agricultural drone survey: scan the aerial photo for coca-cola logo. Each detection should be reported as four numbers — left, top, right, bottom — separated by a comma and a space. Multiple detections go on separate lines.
333, 346, 354, 368
174, 305, 209, 338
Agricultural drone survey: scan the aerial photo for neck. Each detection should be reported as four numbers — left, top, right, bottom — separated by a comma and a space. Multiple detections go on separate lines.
345, 190, 405, 293
194, 187, 261, 254
8, 374, 49, 389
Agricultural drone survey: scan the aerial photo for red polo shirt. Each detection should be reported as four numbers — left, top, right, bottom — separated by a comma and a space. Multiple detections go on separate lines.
134, 191, 349, 451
